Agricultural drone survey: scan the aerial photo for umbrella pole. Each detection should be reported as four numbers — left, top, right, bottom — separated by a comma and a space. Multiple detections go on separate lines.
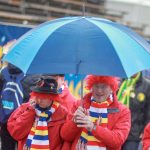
81, 79, 83, 100
75, 60, 84, 103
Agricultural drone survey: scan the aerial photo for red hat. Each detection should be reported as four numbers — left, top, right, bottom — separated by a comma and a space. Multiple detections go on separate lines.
85, 75, 119, 92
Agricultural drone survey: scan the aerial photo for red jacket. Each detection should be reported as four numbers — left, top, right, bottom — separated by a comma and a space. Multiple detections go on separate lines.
61, 93, 131, 150
143, 122, 150, 150
7, 103, 68, 150
60, 84, 76, 112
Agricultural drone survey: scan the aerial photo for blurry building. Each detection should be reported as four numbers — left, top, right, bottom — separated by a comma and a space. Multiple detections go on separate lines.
0, 0, 123, 25
106, 0, 150, 39
0, 0, 150, 39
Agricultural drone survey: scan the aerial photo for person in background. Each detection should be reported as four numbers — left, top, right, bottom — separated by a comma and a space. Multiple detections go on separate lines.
142, 69, 150, 80
7, 77, 68, 150
117, 72, 150, 150
0, 63, 24, 150
142, 122, 150, 150
0, 39, 39, 150
61, 75, 131, 150
42, 74, 77, 112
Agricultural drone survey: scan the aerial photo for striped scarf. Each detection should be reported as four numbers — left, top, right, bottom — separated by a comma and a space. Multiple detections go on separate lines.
25, 101, 60, 150
117, 72, 140, 107
79, 95, 113, 150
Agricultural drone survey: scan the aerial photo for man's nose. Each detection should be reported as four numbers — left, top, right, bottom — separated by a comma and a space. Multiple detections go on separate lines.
96, 88, 103, 92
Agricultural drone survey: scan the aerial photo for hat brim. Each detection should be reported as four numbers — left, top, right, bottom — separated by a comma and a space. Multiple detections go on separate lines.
30, 86, 61, 94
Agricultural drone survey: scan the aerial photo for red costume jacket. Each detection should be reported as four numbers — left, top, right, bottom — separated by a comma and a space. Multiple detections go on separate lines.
7, 103, 68, 150
143, 122, 150, 150
60, 84, 76, 112
61, 93, 131, 150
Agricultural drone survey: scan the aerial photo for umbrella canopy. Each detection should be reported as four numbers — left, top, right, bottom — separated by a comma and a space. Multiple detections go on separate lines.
3, 16, 150, 78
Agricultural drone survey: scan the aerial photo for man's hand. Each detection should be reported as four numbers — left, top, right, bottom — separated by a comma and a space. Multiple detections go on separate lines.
29, 97, 37, 109
73, 106, 86, 123
76, 139, 87, 150
76, 115, 94, 132
73, 106, 102, 132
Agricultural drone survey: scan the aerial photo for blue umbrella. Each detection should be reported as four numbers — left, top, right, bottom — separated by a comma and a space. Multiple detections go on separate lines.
3, 16, 150, 78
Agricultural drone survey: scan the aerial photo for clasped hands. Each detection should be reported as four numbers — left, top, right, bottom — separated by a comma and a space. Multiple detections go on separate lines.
73, 106, 101, 132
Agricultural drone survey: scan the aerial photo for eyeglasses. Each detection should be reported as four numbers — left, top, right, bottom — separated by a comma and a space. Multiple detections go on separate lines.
93, 84, 110, 90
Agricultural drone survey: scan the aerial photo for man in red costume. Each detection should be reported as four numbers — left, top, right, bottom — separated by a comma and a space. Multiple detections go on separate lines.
7, 77, 68, 150
61, 75, 131, 150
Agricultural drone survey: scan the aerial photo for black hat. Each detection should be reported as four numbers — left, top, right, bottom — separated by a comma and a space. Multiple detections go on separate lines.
31, 78, 61, 94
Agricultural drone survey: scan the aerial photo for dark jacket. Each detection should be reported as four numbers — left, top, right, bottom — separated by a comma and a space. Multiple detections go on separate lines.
0, 67, 41, 103
126, 75, 150, 141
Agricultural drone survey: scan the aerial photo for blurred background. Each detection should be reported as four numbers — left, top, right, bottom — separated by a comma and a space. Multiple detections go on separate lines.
1, 0, 150, 39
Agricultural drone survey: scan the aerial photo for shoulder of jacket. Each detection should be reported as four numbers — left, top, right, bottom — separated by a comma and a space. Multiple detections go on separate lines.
117, 101, 130, 114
